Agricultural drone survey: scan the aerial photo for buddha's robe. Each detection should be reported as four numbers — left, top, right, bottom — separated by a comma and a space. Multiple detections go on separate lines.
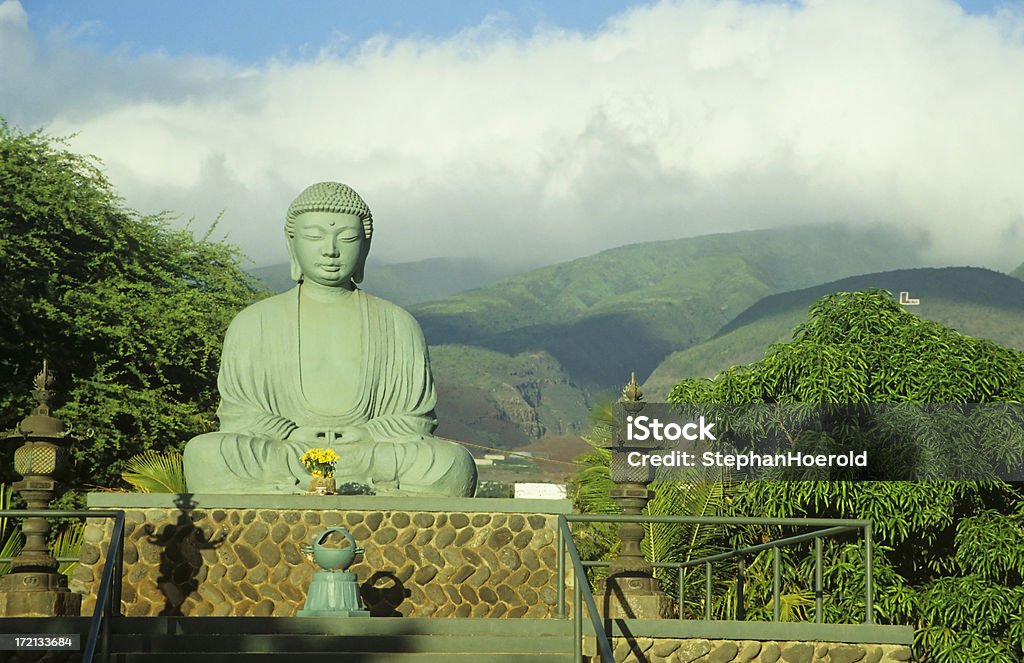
183, 286, 477, 496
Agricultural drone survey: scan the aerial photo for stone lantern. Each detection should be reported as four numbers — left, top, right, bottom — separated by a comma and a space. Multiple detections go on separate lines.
599, 373, 673, 619
0, 360, 82, 617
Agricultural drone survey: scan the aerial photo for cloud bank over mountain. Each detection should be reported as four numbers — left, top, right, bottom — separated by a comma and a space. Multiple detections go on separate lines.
2, 0, 1022, 268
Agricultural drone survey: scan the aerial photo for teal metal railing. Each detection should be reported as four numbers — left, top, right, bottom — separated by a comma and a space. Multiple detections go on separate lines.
559, 514, 874, 625
0, 509, 125, 663
556, 516, 615, 662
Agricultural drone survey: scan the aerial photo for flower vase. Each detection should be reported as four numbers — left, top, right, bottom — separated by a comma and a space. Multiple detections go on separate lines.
309, 475, 336, 495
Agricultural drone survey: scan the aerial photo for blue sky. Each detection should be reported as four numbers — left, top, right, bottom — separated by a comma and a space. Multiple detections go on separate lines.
4, 0, 1023, 269
26, 1, 654, 61
24, 0, 1013, 62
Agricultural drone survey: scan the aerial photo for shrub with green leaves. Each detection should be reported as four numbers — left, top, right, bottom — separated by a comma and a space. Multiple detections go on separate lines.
0, 120, 267, 498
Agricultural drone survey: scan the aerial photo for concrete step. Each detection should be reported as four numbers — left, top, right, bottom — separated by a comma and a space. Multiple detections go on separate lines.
104, 616, 574, 638
106, 655, 574, 663
108, 633, 575, 654
1, 617, 579, 662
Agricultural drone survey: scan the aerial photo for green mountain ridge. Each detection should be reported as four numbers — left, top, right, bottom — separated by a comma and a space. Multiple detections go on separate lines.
417, 224, 922, 394
644, 266, 1024, 399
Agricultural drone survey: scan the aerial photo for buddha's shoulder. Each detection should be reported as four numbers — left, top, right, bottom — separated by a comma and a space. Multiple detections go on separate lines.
361, 291, 424, 330
228, 289, 297, 327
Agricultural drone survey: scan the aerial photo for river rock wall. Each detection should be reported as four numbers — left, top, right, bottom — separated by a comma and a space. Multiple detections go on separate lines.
72, 496, 567, 618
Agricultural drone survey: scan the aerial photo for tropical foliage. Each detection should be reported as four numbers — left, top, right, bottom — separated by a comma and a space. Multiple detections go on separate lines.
51, 521, 84, 579
666, 290, 1024, 662
0, 120, 267, 498
0, 483, 22, 575
121, 450, 187, 493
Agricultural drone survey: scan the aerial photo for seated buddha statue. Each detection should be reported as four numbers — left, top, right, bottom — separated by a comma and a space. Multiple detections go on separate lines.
183, 182, 478, 497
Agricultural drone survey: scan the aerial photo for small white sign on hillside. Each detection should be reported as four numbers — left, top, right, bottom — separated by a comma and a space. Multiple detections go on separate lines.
899, 291, 920, 305
514, 483, 568, 500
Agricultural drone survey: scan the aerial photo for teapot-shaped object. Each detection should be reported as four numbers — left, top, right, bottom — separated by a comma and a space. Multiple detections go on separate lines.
303, 527, 363, 571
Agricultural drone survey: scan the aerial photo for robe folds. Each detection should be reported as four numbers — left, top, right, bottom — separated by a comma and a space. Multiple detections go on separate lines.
183, 286, 477, 496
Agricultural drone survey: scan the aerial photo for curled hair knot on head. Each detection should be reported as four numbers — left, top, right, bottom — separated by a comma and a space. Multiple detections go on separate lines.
285, 181, 373, 240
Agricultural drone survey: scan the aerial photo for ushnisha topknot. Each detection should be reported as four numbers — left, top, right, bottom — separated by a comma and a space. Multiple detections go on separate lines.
286, 182, 373, 240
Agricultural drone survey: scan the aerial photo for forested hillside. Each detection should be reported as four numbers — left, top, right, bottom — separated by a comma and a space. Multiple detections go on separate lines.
418, 225, 920, 386
645, 267, 1024, 397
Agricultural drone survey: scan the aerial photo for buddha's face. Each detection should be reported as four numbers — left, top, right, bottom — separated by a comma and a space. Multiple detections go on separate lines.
289, 211, 366, 287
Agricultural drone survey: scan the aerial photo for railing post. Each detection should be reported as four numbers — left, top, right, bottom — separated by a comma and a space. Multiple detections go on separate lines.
815, 536, 823, 624
864, 522, 874, 625
678, 567, 684, 620
573, 578, 582, 662
704, 561, 712, 620
102, 613, 109, 663
557, 522, 566, 618
113, 531, 124, 617
772, 547, 781, 622
736, 555, 745, 621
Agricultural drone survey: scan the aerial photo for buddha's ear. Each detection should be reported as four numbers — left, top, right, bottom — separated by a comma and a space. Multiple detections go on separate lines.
286, 236, 303, 282
352, 239, 371, 284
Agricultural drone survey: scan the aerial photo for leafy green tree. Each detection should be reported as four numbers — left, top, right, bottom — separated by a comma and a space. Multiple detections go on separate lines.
0, 121, 267, 498
668, 290, 1024, 662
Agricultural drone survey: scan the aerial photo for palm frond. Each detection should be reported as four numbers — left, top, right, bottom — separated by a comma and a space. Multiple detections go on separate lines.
0, 530, 23, 576
122, 449, 186, 493
51, 522, 84, 578
0, 484, 22, 576
0, 483, 14, 536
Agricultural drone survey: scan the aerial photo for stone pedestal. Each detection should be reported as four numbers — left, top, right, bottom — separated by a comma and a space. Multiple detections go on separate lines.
601, 576, 675, 619
0, 578, 81, 617
598, 483, 673, 619
297, 570, 370, 617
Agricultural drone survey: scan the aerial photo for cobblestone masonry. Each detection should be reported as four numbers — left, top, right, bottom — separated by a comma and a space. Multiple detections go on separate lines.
584, 638, 913, 663
71, 508, 562, 618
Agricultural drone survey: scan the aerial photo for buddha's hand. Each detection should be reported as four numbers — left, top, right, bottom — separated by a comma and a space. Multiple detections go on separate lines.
332, 425, 371, 445
286, 427, 331, 446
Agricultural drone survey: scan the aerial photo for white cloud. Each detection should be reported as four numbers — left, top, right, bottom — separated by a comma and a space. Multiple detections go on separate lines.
2, 0, 1023, 269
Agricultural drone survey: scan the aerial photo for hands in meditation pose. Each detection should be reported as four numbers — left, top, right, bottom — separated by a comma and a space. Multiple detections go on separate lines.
183, 182, 477, 496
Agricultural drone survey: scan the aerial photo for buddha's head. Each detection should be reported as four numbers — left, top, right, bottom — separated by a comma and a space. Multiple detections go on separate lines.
285, 182, 374, 286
